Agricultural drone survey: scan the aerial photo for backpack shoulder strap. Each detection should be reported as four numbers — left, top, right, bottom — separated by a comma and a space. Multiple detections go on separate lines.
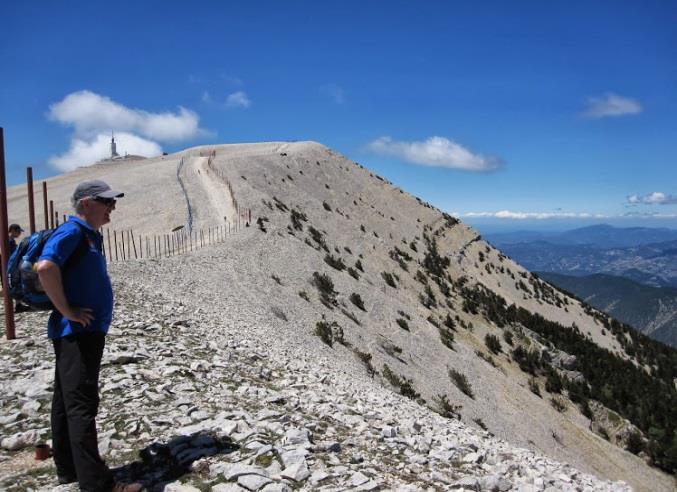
61, 221, 97, 270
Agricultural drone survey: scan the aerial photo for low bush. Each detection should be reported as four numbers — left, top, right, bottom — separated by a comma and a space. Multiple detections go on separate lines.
528, 377, 541, 397
315, 319, 345, 347
312, 272, 337, 306
382, 271, 397, 288
449, 369, 474, 399
485, 334, 502, 354
434, 394, 461, 419
324, 254, 346, 271
349, 293, 366, 311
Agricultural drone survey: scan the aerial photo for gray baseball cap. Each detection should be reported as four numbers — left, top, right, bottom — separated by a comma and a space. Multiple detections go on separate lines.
72, 180, 124, 202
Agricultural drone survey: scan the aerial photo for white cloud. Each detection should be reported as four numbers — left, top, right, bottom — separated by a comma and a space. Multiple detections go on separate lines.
582, 93, 642, 118
320, 83, 346, 104
368, 136, 501, 172
464, 211, 608, 220
627, 192, 677, 205
225, 91, 251, 108
48, 132, 162, 171
48, 90, 201, 142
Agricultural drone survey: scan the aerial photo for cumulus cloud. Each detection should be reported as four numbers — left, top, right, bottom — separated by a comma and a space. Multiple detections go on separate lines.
320, 83, 346, 104
46, 90, 206, 170
48, 90, 202, 141
627, 192, 677, 205
368, 136, 501, 172
582, 93, 642, 118
464, 211, 608, 220
48, 132, 162, 171
225, 91, 251, 108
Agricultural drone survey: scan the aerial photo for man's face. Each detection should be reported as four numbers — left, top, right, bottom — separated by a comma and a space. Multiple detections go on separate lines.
84, 196, 116, 228
9, 229, 21, 239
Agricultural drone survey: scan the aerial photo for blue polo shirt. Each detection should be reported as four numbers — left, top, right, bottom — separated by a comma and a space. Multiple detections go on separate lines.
39, 216, 113, 339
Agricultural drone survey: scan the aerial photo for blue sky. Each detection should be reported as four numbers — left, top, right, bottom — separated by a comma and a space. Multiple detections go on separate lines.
2, 1, 676, 233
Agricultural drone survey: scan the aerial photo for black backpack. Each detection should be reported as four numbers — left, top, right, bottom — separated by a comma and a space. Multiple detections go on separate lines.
7, 222, 90, 311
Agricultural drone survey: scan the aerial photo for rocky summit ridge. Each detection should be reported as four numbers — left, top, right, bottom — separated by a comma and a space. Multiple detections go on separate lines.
1, 141, 675, 491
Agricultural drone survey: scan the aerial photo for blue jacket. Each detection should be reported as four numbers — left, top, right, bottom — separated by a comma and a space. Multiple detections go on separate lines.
39, 216, 113, 339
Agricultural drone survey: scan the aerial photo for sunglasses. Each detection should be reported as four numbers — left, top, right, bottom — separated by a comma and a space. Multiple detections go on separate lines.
93, 197, 117, 206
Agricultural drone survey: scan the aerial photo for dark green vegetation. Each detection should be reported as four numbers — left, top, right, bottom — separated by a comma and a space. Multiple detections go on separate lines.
460, 283, 677, 473
314, 319, 345, 347
383, 364, 420, 400
449, 368, 474, 399
539, 272, 677, 347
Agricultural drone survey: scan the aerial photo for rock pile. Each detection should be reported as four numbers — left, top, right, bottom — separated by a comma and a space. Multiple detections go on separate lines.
0, 265, 630, 491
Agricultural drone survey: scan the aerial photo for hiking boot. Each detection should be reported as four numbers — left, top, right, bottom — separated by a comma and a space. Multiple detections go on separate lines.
112, 482, 143, 492
57, 474, 77, 485
14, 303, 31, 313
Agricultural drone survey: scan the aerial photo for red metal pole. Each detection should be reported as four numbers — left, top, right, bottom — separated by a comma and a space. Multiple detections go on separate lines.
42, 181, 48, 229
26, 167, 36, 234
0, 128, 16, 339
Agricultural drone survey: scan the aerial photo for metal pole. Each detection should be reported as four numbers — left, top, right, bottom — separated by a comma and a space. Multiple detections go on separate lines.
49, 200, 54, 229
0, 128, 16, 339
42, 181, 48, 229
26, 167, 36, 233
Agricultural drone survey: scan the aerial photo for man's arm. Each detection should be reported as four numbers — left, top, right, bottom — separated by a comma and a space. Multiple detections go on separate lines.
37, 259, 93, 326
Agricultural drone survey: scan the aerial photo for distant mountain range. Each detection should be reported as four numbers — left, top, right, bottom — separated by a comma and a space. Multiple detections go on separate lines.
538, 272, 677, 348
487, 224, 677, 249
488, 225, 677, 288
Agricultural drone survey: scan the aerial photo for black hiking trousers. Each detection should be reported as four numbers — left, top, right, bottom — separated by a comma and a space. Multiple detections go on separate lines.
52, 331, 114, 491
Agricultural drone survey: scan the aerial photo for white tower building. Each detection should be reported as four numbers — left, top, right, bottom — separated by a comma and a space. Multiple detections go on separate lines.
110, 132, 119, 158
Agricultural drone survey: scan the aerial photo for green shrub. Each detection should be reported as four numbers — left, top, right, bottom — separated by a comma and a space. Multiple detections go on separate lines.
314, 319, 345, 347
434, 394, 461, 419
443, 314, 456, 331
324, 254, 346, 271
290, 209, 307, 230
439, 328, 454, 350
528, 377, 541, 397
382, 271, 397, 288
503, 331, 514, 346
419, 284, 437, 308
382, 364, 420, 400
353, 348, 375, 377
355, 259, 364, 272
485, 334, 502, 354
396, 318, 410, 331
312, 272, 337, 306
308, 226, 326, 249
545, 369, 563, 394
449, 369, 474, 399
550, 396, 567, 412
347, 266, 360, 280
349, 293, 366, 311
298, 290, 310, 302
626, 431, 644, 455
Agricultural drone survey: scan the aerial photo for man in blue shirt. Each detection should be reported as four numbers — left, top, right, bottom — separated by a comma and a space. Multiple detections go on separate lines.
38, 180, 140, 492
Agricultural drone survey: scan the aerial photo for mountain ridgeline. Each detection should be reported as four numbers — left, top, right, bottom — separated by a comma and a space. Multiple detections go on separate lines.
8, 142, 676, 489
227, 143, 677, 478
